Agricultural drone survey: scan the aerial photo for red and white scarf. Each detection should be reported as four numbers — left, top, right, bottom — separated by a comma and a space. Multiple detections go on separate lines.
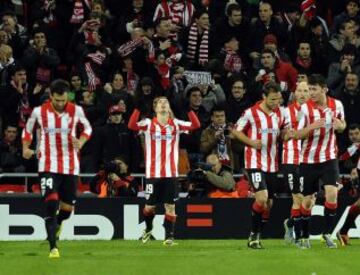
186, 22, 209, 65
223, 49, 242, 73
117, 38, 155, 62
154, 0, 194, 27
85, 50, 106, 91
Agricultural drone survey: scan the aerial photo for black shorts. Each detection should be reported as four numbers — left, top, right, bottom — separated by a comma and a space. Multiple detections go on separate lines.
39, 172, 78, 205
246, 169, 278, 199
145, 178, 178, 205
300, 159, 339, 196
281, 164, 302, 194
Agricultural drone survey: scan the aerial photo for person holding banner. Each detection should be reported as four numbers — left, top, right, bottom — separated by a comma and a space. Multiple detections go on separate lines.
128, 96, 200, 245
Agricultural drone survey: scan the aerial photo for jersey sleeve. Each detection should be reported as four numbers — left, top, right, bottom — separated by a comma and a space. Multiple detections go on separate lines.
22, 107, 40, 143
236, 109, 251, 132
336, 100, 345, 121
175, 111, 201, 134
76, 106, 92, 140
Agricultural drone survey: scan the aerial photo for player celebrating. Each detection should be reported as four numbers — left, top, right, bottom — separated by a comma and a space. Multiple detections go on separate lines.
128, 96, 200, 245
337, 124, 360, 246
282, 81, 313, 247
294, 74, 346, 249
22, 79, 92, 258
233, 82, 283, 249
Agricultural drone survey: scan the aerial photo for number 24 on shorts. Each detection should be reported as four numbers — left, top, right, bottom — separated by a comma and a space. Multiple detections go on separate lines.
40, 178, 54, 195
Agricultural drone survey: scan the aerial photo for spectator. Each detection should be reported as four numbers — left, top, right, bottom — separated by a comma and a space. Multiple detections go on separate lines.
22, 28, 60, 87
1, 64, 42, 128
0, 12, 29, 59
340, 124, 360, 176
197, 82, 226, 113
253, 49, 298, 103
213, 2, 249, 55
335, 72, 360, 126
226, 78, 252, 124
102, 72, 134, 116
218, 33, 245, 77
253, 34, 291, 70
68, 73, 86, 103
0, 124, 25, 173
115, 0, 153, 44
134, 76, 156, 118
188, 153, 238, 198
90, 156, 139, 197
293, 40, 320, 75
332, 0, 360, 34
179, 86, 210, 165
200, 106, 235, 167
248, 0, 286, 64
328, 19, 360, 64
327, 44, 360, 96
0, 43, 15, 88
183, 9, 211, 69
95, 104, 137, 169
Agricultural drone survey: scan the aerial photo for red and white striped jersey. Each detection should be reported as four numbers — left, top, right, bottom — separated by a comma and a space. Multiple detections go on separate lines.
22, 102, 92, 175
128, 110, 200, 179
282, 103, 302, 165
340, 144, 360, 170
297, 97, 345, 164
236, 102, 284, 173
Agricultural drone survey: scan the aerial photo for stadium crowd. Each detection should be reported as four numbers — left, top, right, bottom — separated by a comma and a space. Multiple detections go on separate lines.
0, 0, 359, 198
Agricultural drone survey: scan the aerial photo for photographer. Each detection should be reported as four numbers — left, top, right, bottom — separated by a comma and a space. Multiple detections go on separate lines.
188, 154, 239, 198
90, 156, 138, 197
200, 106, 235, 167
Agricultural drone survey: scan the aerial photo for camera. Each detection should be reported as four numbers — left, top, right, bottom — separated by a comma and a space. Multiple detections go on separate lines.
187, 162, 213, 185
104, 161, 121, 176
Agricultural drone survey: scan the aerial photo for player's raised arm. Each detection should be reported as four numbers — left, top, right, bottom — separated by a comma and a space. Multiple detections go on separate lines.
128, 108, 148, 132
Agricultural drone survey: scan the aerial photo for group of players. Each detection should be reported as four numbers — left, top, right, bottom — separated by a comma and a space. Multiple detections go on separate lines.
21, 74, 359, 258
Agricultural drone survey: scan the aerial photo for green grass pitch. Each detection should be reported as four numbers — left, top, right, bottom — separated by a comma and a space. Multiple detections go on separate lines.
0, 240, 359, 275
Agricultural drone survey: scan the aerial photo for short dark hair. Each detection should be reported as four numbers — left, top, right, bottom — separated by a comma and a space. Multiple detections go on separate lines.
308, 74, 327, 88
226, 3, 242, 16
211, 105, 226, 116
349, 123, 360, 131
193, 8, 208, 20
186, 86, 202, 98
154, 16, 171, 28
261, 48, 276, 58
347, 0, 360, 7
10, 63, 26, 76
263, 81, 280, 96
50, 79, 70, 95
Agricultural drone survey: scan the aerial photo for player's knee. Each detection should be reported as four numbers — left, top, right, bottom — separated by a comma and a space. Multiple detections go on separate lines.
60, 202, 74, 212
302, 196, 313, 210
292, 194, 303, 208
144, 205, 156, 212
355, 199, 360, 208
164, 203, 176, 215
325, 187, 338, 203
255, 198, 268, 209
